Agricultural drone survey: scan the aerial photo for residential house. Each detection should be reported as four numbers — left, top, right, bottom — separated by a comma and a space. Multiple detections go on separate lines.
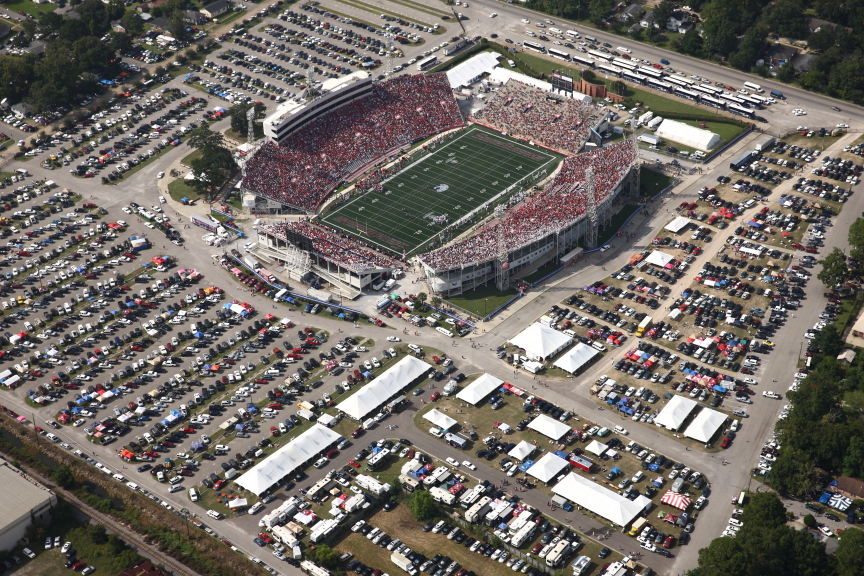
667, 10, 690, 33
765, 43, 799, 66
792, 53, 816, 74
618, 4, 644, 22
111, 20, 126, 33
200, 0, 231, 19
150, 17, 170, 30
640, 11, 656, 29
185, 10, 207, 25
835, 476, 864, 500
806, 17, 851, 34
837, 349, 857, 366
137, 0, 170, 13
846, 311, 864, 348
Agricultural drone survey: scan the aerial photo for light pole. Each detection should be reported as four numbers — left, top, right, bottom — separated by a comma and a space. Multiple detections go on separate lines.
484, 298, 488, 316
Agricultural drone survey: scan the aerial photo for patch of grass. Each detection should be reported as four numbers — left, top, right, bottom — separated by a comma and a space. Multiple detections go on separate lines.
640, 167, 675, 197
596, 204, 639, 246
1, 0, 56, 17
676, 118, 746, 143
330, 0, 446, 32
387, 0, 450, 18
216, 8, 248, 26
445, 284, 518, 318
167, 177, 200, 203
182, 149, 204, 166
521, 261, 562, 284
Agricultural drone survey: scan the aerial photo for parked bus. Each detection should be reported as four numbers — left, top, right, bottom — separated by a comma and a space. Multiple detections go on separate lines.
596, 63, 622, 77
739, 94, 762, 108
416, 56, 438, 71
742, 81, 764, 93
524, 41, 546, 53
647, 78, 673, 93
701, 95, 726, 110
637, 66, 663, 79
612, 58, 637, 71
719, 92, 746, 106
572, 55, 595, 68
673, 87, 701, 102
728, 104, 755, 119
587, 49, 611, 62
548, 48, 571, 61
622, 70, 647, 85
697, 84, 722, 95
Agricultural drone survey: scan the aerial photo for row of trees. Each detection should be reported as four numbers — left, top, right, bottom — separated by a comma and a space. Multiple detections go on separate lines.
186, 124, 238, 201
814, 217, 864, 289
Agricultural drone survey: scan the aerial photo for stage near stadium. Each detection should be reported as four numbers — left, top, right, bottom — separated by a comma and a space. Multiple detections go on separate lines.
317, 123, 564, 257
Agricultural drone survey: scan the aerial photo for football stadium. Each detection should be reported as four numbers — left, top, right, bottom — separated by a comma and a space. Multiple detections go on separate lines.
245, 70, 639, 297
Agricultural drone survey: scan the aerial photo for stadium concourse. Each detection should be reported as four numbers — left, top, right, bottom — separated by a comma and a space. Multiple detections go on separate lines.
472, 80, 606, 156
417, 138, 639, 271
242, 74, 464, 212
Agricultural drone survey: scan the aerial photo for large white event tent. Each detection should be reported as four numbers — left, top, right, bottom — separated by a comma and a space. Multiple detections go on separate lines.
664, 216, 692, 233
509, 323, 572, 360
653, 395, 698, 431
584, 440, 609, 457
456, 373, 504, 405
655, 119, 722, 151
508, 440, 536, 461
527, 453, 569, 483
424, 408, 457, 430
336, 355, 431, 420
684, 408, 728, 442
553, 343, 599, 374
552, 473, 651, 527
528, 414, 571, 440
645, 251, 675, 268
235, 424, 342, 495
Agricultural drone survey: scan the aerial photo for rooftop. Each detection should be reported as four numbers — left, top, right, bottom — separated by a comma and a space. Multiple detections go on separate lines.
0, 462, 54, 524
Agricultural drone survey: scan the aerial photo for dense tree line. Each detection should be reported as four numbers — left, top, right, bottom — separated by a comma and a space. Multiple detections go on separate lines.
523, 0, 864, 104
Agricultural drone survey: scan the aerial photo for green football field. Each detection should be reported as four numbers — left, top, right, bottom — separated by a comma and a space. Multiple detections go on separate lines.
317, 124, 564, 256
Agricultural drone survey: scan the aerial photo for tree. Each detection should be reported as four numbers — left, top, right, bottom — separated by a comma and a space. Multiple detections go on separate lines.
817, 247, 848, 288
836, 527, 864, 576
609, 80, 625, 95
680, 27, 705, 57
415, 292, 427, 307
307, 544, 340, 569
729, 26, 767, 71
843, 436, 864, 478
803, 514, 817, 528
652, 0, 675, 31
188, 123, 226, 153
228, 101, 268, 138
770, 446, 819, 498
588, 0, 615, 26
740, 492, 787, 529
121, 10, 144, 35
776, 61, 796, 82
761, 0, 808, 38
849, 218, 864, 260
167, 9, 189, 41
691, 536, 749, 576
407, 489, 437, 522
90, 524, 108, 545
807, 27, 836, 52
581, 69, 596, 82
812, 324, 844, 357
111, 32, 133, 55
188, 150, 236, 201
430, 295, 442, 308
53, 464, 74, 489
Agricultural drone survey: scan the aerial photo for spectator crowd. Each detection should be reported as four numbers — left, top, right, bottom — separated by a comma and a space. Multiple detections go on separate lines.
243, 74, 464, 211
418, 139, 638, 271
473, 80, 606, 156
260, 221, 398, 272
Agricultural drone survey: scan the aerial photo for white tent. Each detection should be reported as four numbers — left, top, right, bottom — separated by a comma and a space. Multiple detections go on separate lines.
655, 119, 722, 151
234, 424, 342, 495
584, 439, 608, 457
664, 216, 692, 233
654, 395, 698, 431
446, 52, 500, 88
552, 473, 651, 527
527, 453, 569, 483
509, 323, 572, 360
553, 343, 599, 374
684, 408, 727, 442
528, 414, 571, 440
424, 408, 457, 430
228, 498, 248, 509
336, 355, 431, 420
645, 251, 675, 268
508, 440, 536, 460
456, 373, 504, 405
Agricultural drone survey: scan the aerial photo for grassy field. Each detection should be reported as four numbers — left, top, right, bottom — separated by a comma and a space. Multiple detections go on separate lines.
319, 124, 562, 256
445, 284, 518, 318
596, 204, 639, 246
522, 261, 562, 284
167, 177, 199, 203
1, 0, 55, 17
640, 168, 675, 197
677, 118, 746, 143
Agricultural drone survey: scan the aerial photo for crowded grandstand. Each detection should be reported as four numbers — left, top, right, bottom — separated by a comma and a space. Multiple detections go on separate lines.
242, 73, 464, 212
418, 138, 639, 295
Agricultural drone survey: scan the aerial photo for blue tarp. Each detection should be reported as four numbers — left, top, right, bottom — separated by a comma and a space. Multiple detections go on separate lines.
519, 459, 535, 472
819, 492, 832, 504
714, 385, 727, 393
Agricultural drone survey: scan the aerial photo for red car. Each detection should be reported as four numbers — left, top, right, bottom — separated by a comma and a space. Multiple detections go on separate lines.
430, 392, 441, 402
326, 449, 339, 459
652, 63, 663, 69
214, 480, 226, 490
270, 427, 279, 437
351, 428, 364, 438
531, 542, 543, 554
255, 378, 268, 384
129, 344, 143, 352
267, 402, 282, 410
720, 437, 731, 448
348, 460, 360, 467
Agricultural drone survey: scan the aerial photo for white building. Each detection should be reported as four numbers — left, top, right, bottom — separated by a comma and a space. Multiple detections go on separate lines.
0, 462, 57, 551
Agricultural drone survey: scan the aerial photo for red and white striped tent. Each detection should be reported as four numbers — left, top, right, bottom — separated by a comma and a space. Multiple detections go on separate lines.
661, 491, 692, 511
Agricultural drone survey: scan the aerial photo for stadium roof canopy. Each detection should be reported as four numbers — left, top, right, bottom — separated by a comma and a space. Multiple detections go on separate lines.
664, 216, 692, 233
508, 440, 536, 460
553, 343, 599, 374
528, 414, 571, 440
655, 119, 722, 151
424, 408, 457, 430
456, 373, 504, 405
446, 52, 501, 88
336, 355, 431, 420
553, 473, 651, 526
527, 453, 569, 483
645, 251, 675, 268
684, 408, 728, 442
509, 322, 572, 360
654, 395, 698, 431
235, 424, 341, 495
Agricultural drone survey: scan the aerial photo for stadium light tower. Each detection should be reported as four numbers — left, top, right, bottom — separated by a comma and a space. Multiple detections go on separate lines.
384, 34, 395, 78
495, 204, 509, 292
584, 166, 599, 249
629, 133, 641, 198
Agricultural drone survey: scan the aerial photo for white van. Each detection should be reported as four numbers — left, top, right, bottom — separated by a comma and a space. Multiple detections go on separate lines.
207, 510, 223, 519
436, 326, 454, 338
46, 433, 60, 442
591, 341, 607, 352
157, 471, 166, 482
189, 488, 199, 502
362, 418, 376, 430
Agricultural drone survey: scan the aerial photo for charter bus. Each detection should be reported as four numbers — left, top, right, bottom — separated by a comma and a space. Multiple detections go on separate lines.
697, 84, 722, 95
622, 70, 647, 85
728, 103, 755, 119
416, 56, 438, 71
548, 48, 571, 61
719, 92, 746, 106
739, 94, 762, 108
587, 49, 612, 63
742, 81, 764, 93
596, 63, 622, 77
673, 86, 700, 102
647, 78, 673, 93
691, 85, 717, 97
524, 41, 546, 53
572, 54, 595, 68
701, 95, 726, 110
612, 58, 637, 71
664, 75, 691, 88
637, 66, 664, 79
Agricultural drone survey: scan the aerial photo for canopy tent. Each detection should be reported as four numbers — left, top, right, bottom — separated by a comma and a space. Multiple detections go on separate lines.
508, 440, 536, 461
424, 408, 457, 430
456, 373, 504, 405
234, 424, 342, 496
661, 491, 692, 511
829, 494, 852, 511
528, 414, 571, 441
683, 408, 727, 443
645, 251, 675, 268
336, 355, 431, 420
654, 395, 698, 431
584, 439, 609, 457
527, 453, 569, 483
655, 119, 722, 151
228, 498, 249, 509
446, 51, 501, 88
552, 473, 651, 527
553, 343, 600, 374
664, 216, 692, 233
508, 323, 572, 360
